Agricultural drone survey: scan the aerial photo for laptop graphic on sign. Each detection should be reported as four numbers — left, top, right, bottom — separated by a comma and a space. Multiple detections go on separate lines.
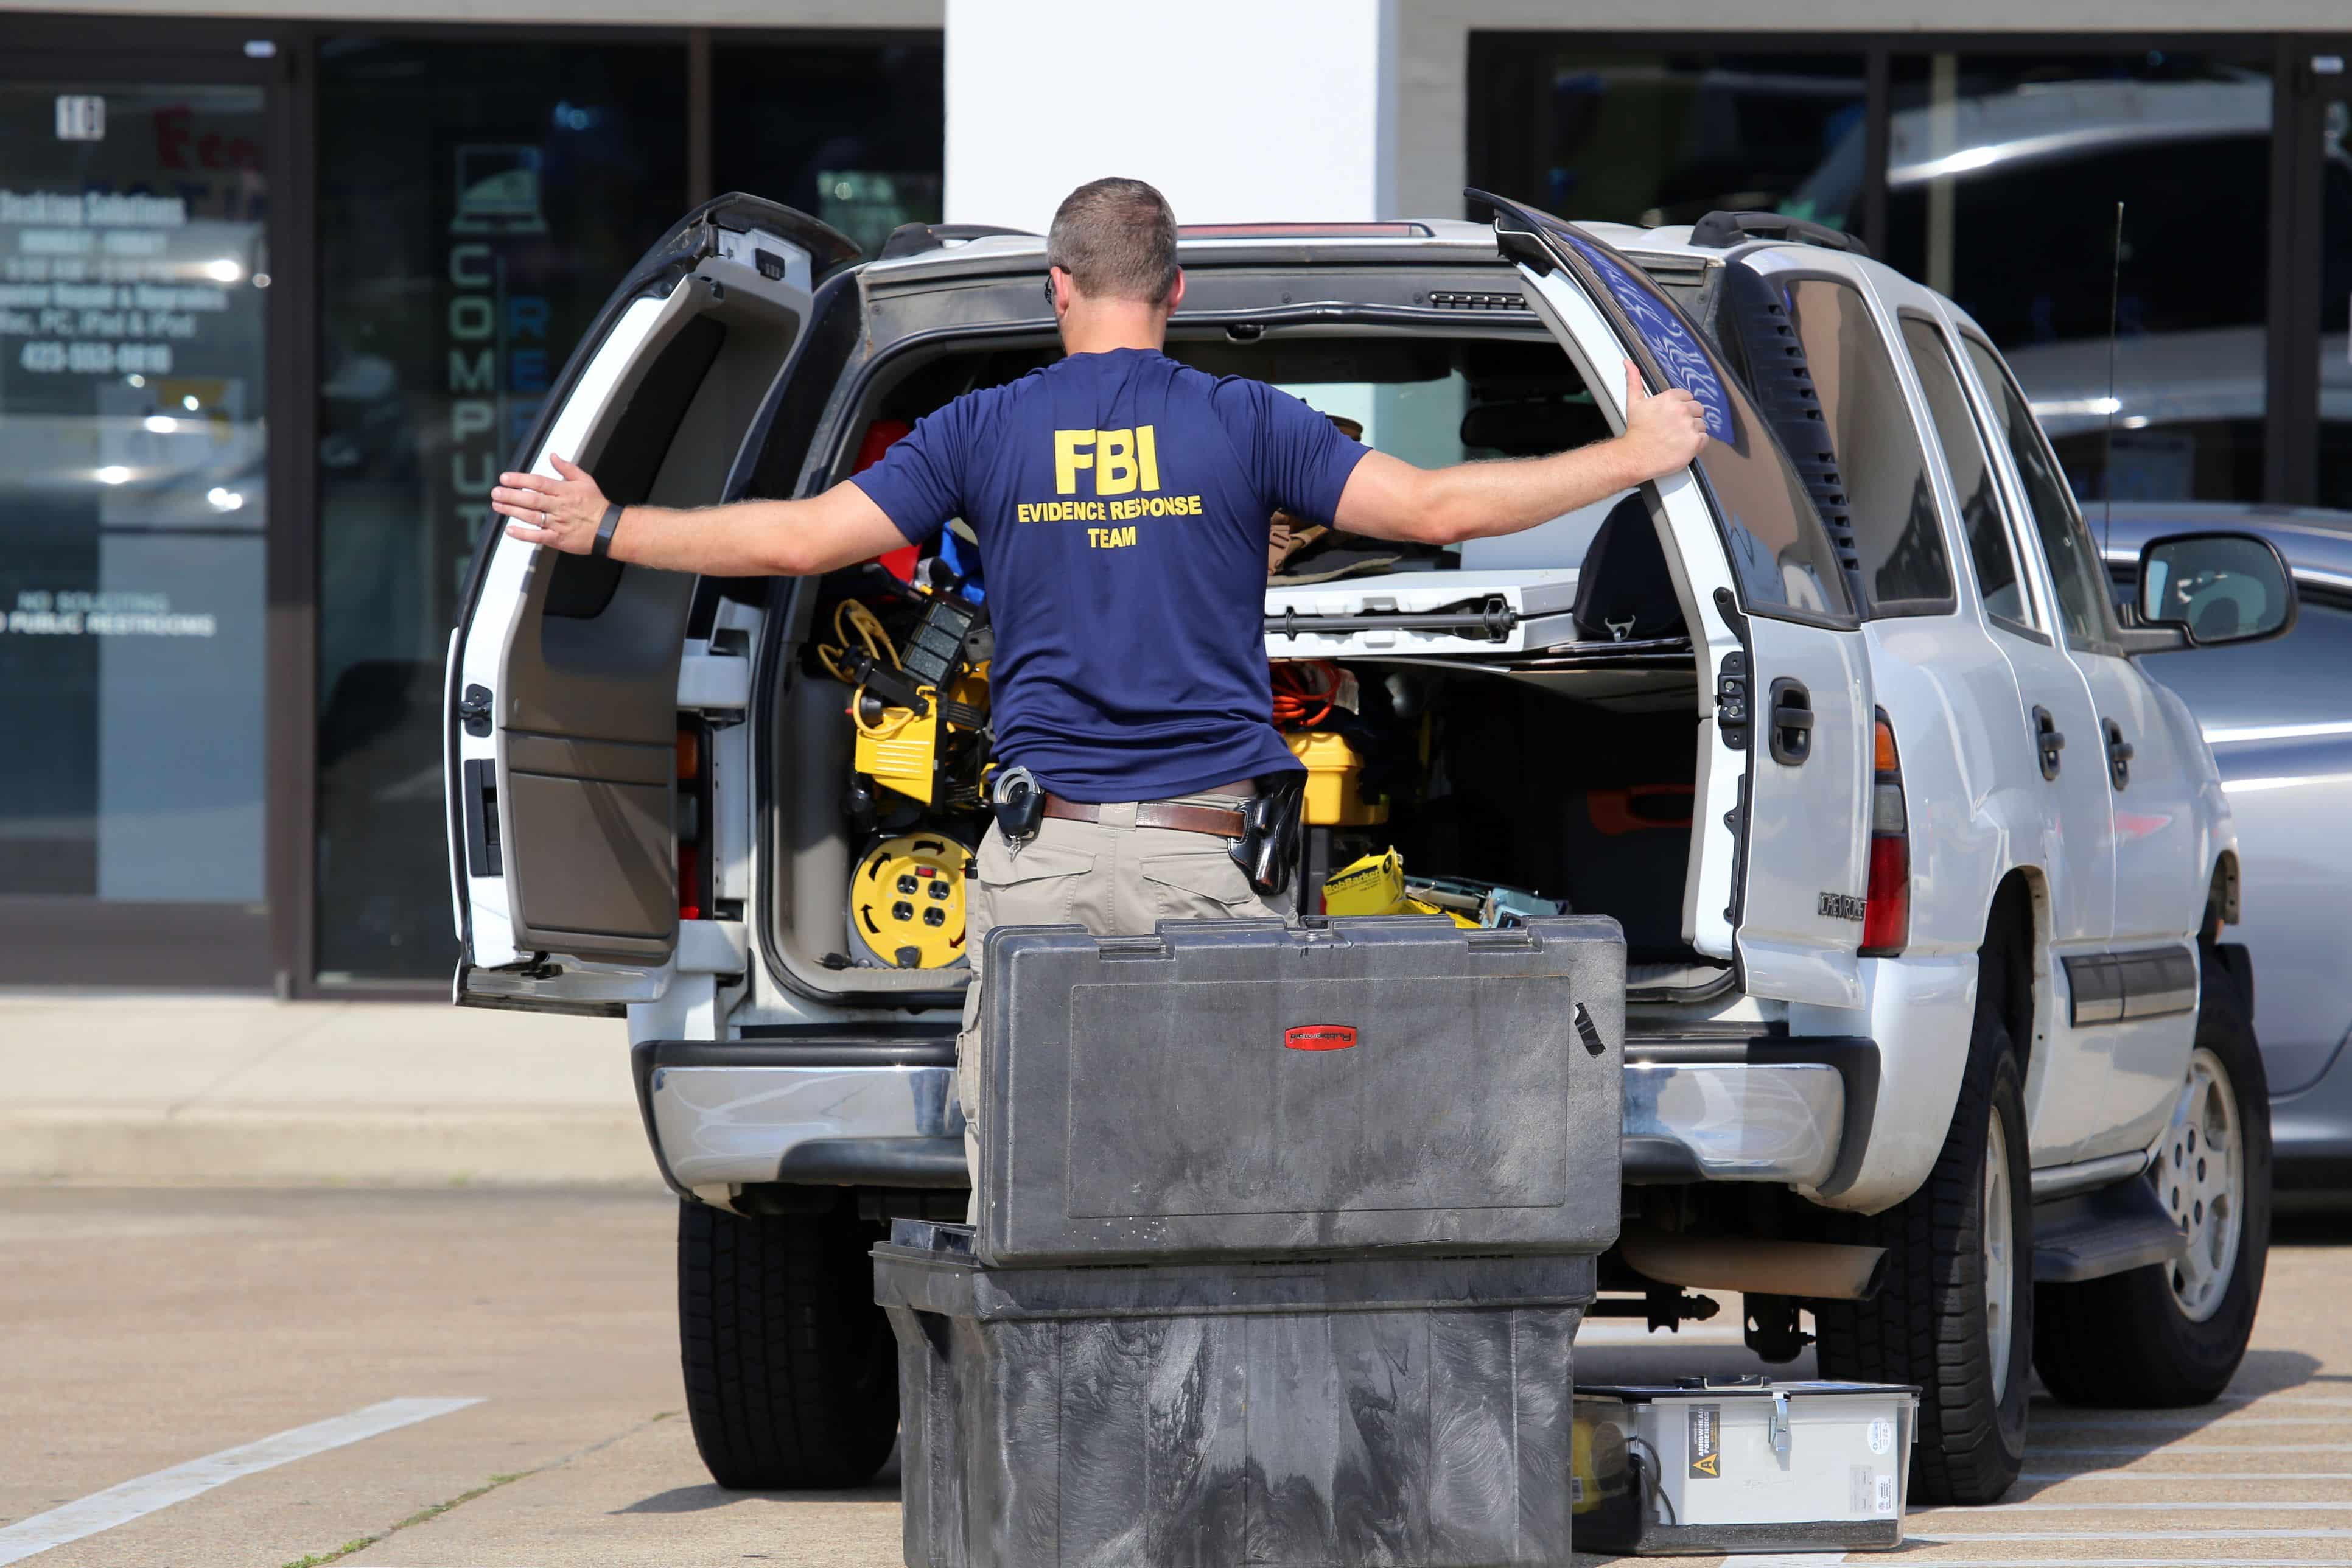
449, 145, 547, 236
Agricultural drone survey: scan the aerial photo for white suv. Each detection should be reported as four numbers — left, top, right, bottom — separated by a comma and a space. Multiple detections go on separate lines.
444, 193, 2294, 1503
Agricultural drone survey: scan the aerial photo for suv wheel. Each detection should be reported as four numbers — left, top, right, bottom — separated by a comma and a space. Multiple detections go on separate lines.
1816, 953, 2034, 1505
2035, 964, 2270, 1407
677, 1197, 900, 1489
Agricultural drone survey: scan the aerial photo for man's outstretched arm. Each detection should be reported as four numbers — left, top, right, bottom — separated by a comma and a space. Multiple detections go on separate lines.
1334, 360, 1709, 545
491, 457, 909, 575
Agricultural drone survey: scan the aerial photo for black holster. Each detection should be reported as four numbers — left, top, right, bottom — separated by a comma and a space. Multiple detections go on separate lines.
1228, 772, 1306, 898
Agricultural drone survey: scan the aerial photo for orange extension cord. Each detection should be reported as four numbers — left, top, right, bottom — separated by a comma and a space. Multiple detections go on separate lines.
1270, 660, 1343, 730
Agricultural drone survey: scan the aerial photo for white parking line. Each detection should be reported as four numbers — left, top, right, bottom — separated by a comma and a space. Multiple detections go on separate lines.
1925, 1500, 2352, 1512
1913, 1528, 2352, 1541
2038, 1416, 2351, 1427
2038, 1443, 2352, 1455
0, 1396, 482, 1566
2020, 1472, 2352, 1481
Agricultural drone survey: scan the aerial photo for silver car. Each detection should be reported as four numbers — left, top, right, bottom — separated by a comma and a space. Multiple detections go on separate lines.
2104, 501, 2352, 1200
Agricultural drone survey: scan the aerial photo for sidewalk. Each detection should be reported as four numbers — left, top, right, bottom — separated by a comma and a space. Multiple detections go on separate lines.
0, 994, 659, 1187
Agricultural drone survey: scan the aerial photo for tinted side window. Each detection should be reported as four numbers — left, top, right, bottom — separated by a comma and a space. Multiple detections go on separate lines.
1784, 279, 1953, 608
1962, 337, 2115, 646
1900, 318, 2030, 626
1543, 221, 1853, 620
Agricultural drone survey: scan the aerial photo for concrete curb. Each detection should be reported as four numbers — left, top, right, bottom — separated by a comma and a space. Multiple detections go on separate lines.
0, 1107, 664, 1187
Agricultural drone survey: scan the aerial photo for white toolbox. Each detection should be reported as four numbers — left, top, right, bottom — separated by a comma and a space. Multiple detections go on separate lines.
1573, 1377, 1918, 1555
1264, 569, 1581, 658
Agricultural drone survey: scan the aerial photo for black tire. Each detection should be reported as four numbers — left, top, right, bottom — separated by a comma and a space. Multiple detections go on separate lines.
1816, 959, 2034, 1505
2034, 964, 2272, 1408
677, 1197, 900, 1489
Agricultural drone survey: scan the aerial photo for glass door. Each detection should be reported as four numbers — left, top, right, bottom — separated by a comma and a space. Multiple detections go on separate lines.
2306, 57, 2352, 507
0, 68, 278, 984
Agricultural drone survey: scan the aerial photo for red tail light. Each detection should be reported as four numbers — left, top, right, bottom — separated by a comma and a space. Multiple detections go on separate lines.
1860, 710, 1908, 956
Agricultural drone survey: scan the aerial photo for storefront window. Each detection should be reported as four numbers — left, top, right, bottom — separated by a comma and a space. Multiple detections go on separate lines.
1849, 52, 2275, 502
711, 43, 943, 254
312, 35, 945, 983
1466, 44, 1867, 232
313, 38, 689, 981
0, 80, 270, 905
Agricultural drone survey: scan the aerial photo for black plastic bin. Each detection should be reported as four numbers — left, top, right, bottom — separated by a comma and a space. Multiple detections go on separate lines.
877, 1220, 1595, 1568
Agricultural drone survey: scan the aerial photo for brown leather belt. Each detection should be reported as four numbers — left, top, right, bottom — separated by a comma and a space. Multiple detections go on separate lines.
1042, 793, 1246, 839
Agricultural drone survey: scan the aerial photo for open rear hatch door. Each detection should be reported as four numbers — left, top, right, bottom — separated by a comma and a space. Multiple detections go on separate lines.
444, 196, 858, 1013
1473, 191, 1875, 1009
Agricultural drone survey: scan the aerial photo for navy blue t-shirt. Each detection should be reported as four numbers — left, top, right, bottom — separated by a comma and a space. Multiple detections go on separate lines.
850, 348, 1369, 802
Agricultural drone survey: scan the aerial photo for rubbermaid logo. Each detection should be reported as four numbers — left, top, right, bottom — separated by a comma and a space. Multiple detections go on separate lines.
1284, 1025, 1356, 1051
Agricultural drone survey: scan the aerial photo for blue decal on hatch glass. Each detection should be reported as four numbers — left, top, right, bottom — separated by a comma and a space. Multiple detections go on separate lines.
1554, 230, 1734, 444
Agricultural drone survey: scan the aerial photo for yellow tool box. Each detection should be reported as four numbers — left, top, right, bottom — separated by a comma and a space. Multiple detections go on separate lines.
1284, 728, 1387, 825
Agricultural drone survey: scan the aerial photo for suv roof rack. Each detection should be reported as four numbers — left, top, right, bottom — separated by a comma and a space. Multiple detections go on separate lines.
878, 222, 1038, 260
1689, 209, 1871, 259
1179, 222, 1435, 239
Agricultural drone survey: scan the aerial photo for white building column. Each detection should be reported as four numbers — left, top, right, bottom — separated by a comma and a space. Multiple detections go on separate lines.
943, 0, 1398, 232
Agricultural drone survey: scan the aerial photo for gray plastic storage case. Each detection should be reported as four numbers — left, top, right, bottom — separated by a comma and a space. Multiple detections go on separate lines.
1572, 1381, 1920, 1555
973, 914, 1626, 1266
877, 1220, 1595, 1568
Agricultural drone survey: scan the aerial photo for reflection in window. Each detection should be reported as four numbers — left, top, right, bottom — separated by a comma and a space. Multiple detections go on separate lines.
0, 82, 269, 903
1465, 43, 1866, 231
1963, 337, 2118, 646
1902, 318, 2030, 628
713, 45, 943, 256
315, 38, 690, 980
1782, 279, 1952, 607
2315, 101, 2352, 510
1807, 52, 2276, 502
311, 37, 944, 981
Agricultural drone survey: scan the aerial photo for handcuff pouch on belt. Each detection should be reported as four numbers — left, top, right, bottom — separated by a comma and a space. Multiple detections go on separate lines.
992, 765, 1045, 851
1229, 772, 1305, 898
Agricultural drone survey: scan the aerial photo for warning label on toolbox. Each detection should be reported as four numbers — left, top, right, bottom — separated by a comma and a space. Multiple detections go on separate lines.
1687, 1405, 1721, 1478
1852, 1466, 1896, 1516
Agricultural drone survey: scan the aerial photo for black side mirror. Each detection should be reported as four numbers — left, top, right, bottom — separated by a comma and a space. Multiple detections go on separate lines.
2135, 531, 2298, 647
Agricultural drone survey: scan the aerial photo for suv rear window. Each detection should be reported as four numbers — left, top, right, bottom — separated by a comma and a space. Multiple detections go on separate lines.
1544, 225, 1853, 622
1782, 278, 1954, 611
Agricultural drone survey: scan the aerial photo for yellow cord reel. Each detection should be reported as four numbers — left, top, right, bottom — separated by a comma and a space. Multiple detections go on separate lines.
847, 833, 973, 968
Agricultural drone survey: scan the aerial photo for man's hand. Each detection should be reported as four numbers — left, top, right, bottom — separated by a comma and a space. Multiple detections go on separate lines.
1615, 359, 1710, 483
492, 455, 608, 554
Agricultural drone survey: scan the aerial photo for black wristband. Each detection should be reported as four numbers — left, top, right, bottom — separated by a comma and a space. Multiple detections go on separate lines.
592, 501, 624, 559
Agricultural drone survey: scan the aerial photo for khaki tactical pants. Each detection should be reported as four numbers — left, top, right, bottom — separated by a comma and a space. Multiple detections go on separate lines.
957, 794, 1282, 1208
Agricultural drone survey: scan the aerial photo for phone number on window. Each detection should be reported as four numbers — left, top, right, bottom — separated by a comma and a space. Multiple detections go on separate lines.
17, 340, 175, 374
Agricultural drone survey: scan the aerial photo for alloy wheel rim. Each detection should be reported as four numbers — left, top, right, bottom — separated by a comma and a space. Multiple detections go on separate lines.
2161, 1046, 2244, 1323
1984, 1107, 2014, 1401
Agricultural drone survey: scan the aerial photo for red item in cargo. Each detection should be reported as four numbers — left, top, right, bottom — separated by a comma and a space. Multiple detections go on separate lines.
855, 419, 919, 582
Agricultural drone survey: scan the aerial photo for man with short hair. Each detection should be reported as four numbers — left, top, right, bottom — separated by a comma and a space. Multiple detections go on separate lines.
492, 176, 1707, 1175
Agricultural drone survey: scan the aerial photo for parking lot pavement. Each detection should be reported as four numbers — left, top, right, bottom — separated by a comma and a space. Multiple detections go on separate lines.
9, 1189, 2352, 1568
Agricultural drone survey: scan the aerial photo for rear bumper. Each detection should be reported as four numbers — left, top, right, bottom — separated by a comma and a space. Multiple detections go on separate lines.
636, 1027, 1878, 1201
631, 1030, 964, 1197
1620, 1035, 1875, 1191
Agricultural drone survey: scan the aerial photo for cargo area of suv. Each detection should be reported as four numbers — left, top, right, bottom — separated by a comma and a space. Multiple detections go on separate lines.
751, 323, 1717, 1003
